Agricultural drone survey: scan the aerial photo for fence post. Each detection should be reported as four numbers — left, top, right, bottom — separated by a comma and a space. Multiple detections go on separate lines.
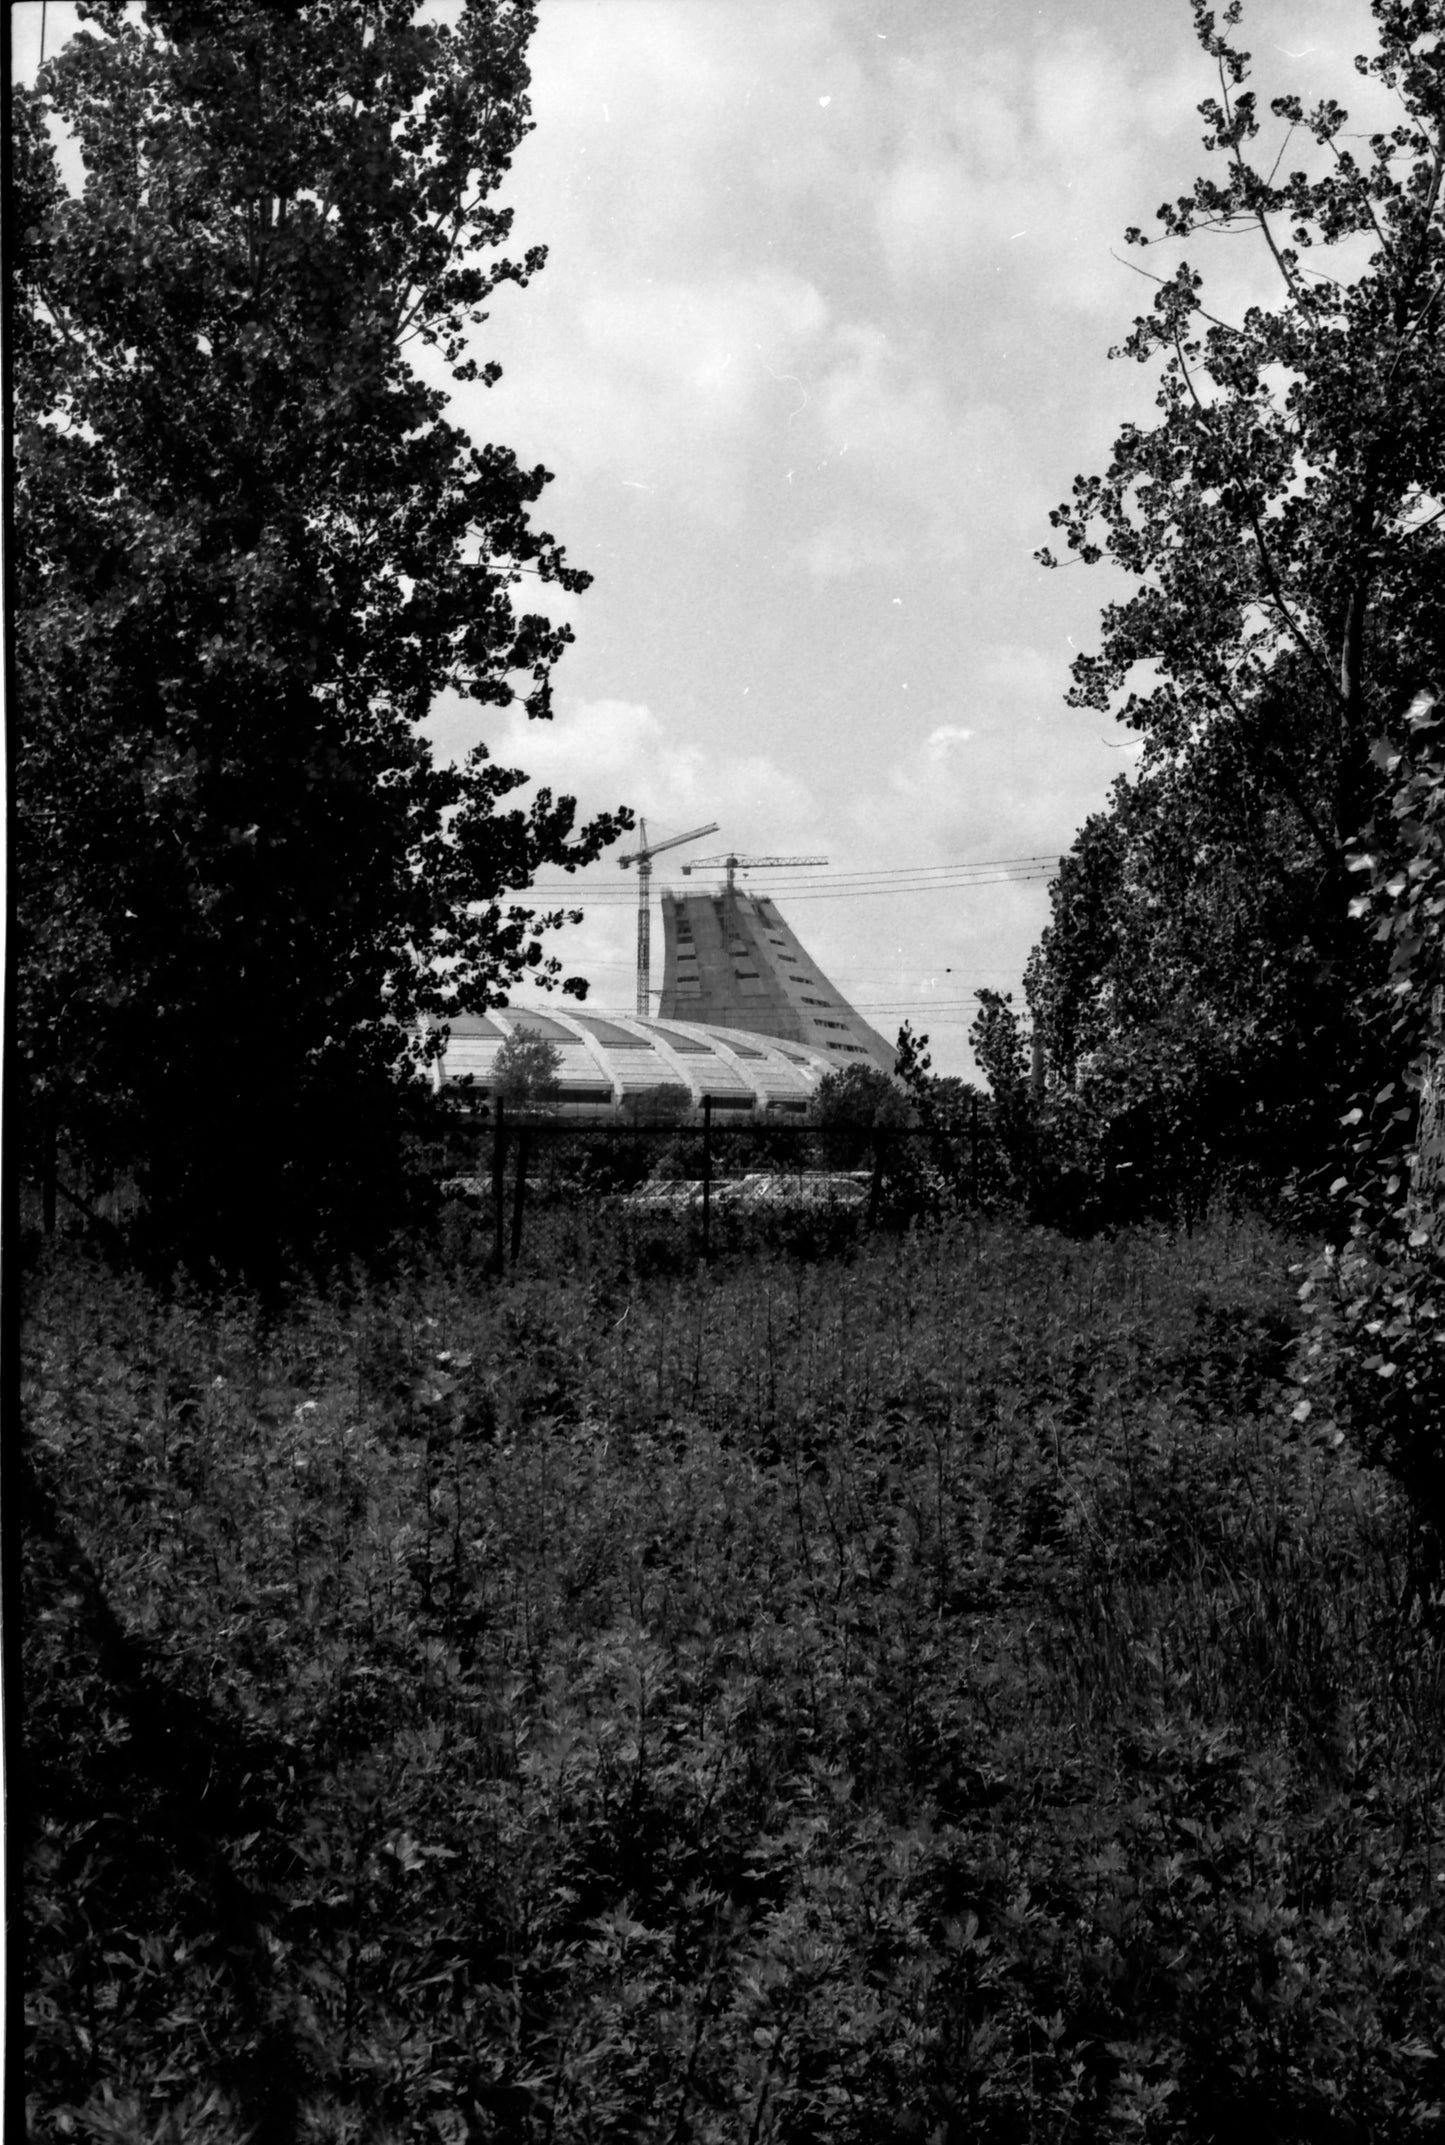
867, 1128, 884, 1229
491, 1098, 507, 1274
702, 1096, 713, 1260
42, 1099, 58, 1237
510, 1127, 530, 1267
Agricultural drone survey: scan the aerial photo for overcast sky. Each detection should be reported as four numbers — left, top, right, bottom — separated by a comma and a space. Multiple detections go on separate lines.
14, 1, 1395, 1075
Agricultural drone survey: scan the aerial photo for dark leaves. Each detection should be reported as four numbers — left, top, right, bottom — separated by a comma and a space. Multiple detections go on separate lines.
15, 1, 630, 1265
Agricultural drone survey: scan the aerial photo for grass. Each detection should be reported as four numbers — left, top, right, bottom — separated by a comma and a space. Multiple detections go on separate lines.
18, 1211, 1445, 2142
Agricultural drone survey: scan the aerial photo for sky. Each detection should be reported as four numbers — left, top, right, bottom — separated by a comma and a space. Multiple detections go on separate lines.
13, 0, 1398, 1076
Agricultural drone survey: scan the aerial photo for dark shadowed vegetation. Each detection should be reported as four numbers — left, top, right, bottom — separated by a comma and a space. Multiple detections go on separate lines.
12, 0, 627, 1274
19, 1215, 1445, 2142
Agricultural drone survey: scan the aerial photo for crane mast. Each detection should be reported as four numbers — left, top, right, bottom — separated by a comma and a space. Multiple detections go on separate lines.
618, 818, 719, 1015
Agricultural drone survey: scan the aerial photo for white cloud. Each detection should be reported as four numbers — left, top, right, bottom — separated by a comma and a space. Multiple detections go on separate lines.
429, 692, 825, 859
862, 639, 1121, 867
872, 30, 1178, 314
452, 267, 832, 525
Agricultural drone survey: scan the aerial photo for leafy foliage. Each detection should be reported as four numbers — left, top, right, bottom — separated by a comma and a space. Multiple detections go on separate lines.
13, 0, 627, 1264
619, 1084, 693, 1127
1026, 748, 1348, 1210
21, 1219, 1445, 2141
1030, 0, 1445, 1199
491, 1029, 564, 1113
812, 1061, 912, 1169
1294, 691, 1445, 1538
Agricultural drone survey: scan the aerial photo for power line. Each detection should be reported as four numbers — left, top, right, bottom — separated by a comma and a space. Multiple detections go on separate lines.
685, 853, 1059, 884
540, 959, 1028, 978
510, 850, 1061, 902
744, 873, 1053, 902
510, 868, 1055, 907
534, 852, 1057, 884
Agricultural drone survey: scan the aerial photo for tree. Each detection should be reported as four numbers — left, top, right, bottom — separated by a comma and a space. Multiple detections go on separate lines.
812, 1062, 911, 1169
1031, 0, 1445, 1201
490, 1028, 562, 1113
963, 992, 1044, 1206
1026, 738, 1343, 1203
891, 1022, 994, 1208
13, 0, 627, 1264
620, 1084, 692, 1126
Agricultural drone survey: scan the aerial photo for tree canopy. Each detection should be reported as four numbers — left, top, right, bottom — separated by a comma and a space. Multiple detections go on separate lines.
13, 0, 626, 1264
812, 1062, 912, 1169
490, 1028, 563, 1114
1028, 0, 1445, 1201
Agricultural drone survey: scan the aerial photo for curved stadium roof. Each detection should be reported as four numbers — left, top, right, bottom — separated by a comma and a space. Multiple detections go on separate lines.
431, 1009, 838, 1115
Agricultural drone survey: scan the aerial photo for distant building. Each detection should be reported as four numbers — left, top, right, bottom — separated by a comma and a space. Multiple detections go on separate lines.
658, 888, 895, 1073
430, 1007, 839, 1116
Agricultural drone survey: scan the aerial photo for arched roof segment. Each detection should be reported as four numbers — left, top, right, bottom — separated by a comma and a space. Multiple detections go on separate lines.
432, 1010, 838, 1113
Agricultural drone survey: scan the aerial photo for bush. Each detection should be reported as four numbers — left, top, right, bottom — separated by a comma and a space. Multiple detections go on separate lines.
20, 1220, 1445, 2140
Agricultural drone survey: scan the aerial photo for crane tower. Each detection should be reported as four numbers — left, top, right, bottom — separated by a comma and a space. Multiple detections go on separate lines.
617, 818, 719, 1015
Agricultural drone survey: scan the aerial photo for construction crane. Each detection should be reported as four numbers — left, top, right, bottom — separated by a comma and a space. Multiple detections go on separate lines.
619, 817, 719, 1014
682, 852, 829, 898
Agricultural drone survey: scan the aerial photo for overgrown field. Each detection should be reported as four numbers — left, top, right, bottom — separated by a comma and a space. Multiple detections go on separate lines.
19, 1217, 1445, 2142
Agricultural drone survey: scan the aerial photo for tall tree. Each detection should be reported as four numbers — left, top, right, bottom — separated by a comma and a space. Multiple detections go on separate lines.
12, 0, 626, 1261
1026, 736, 1344, 1197
1030, 0, 1445, 1194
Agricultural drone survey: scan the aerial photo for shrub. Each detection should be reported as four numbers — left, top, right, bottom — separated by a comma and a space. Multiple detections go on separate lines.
20, 1219, 1445, 2140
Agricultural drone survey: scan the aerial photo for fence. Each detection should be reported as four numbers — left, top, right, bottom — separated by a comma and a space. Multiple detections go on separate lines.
432, 1083, 1303, 1268
22, 1086, 1270, 1264
428, 1095, 1006, 1269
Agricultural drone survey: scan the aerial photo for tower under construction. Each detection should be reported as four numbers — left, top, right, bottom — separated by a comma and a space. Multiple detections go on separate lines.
658, 886, 895, 1073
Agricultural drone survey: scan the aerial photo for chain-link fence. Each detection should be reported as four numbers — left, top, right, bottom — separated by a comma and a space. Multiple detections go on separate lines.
20, 1085, 1280, 1266
424, 1097, 1011, 1269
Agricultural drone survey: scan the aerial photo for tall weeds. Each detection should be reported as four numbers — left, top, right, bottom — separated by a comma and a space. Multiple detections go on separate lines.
19, 1217, 1445, 2142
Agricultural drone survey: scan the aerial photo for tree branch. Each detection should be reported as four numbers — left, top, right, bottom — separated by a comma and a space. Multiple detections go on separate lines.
1217, 53, 1305, 299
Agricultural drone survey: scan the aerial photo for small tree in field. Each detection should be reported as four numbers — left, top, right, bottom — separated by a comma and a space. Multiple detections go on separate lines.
491, 1030, 563, 1114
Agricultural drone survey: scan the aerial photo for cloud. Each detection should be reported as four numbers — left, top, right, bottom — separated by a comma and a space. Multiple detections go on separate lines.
450, 267, 832, 526
438, 7, 1176, 582
577, 271, 830, 461
862, 640, 1123, 868
871, 29, 1184, 314
428, 692, 824, 855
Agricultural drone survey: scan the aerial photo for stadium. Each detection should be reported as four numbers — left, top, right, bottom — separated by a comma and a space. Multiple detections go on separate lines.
429, 1007, 840, 1117
430, 882, 896, 1118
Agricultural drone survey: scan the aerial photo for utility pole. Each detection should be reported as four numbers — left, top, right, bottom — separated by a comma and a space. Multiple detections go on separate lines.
618, 817, 719, 1014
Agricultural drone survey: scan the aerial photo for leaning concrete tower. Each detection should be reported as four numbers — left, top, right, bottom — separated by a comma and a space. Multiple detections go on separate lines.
658, 886, 895, 1072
